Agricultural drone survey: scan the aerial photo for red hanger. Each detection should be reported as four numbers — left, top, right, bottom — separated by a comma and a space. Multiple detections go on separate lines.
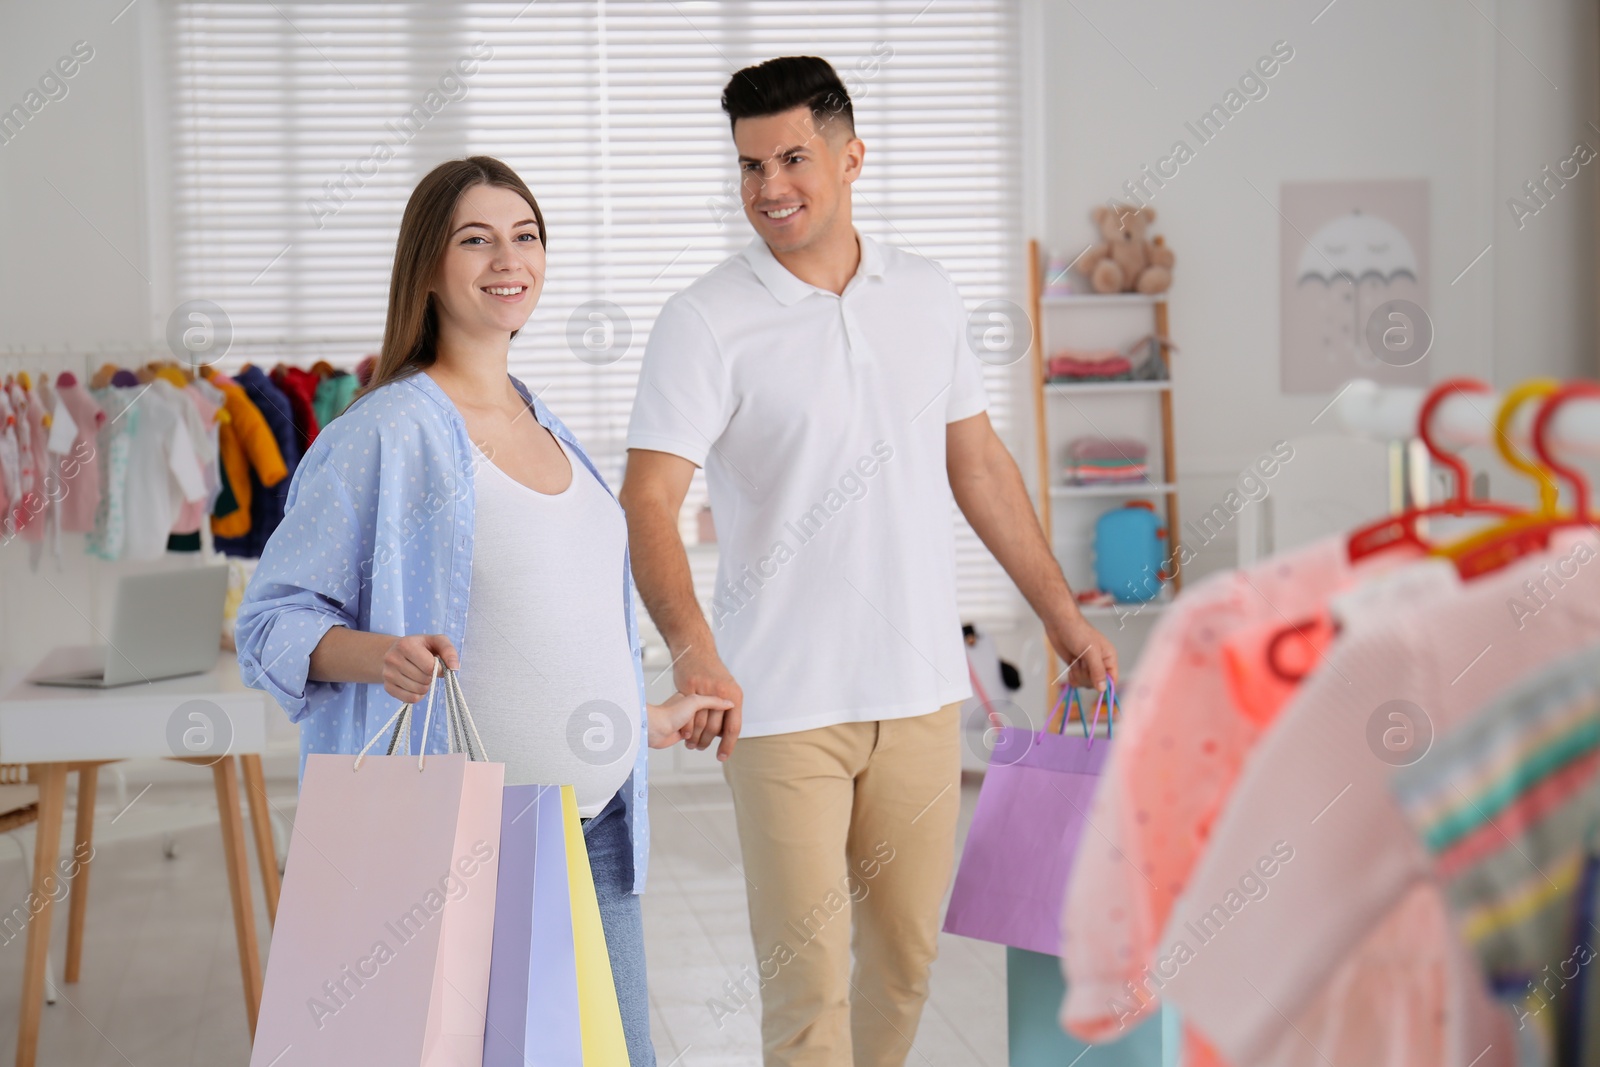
1533, 380, 1600, 519
1346, 377, 1522, 561
1450, 380, 1600, 578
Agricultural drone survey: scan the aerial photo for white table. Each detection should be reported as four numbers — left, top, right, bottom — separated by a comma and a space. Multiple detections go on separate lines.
0, 646, 279, 1067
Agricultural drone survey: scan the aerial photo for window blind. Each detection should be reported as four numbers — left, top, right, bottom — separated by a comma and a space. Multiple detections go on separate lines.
172, 0, 1023, 623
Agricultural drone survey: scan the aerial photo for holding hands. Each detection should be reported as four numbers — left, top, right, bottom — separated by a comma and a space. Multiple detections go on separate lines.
648, 691, 735, 751
669, 646, 743, 761
374, 632, 739, 756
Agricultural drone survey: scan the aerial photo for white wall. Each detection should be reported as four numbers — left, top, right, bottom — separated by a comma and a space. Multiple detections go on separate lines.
0, 0, 160, 344
1022, 0, 1598, 582
0, 0, 167, 684
1493, 0, 1600, 384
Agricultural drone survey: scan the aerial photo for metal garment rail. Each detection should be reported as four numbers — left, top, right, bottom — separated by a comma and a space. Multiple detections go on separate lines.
1332, 378, 1600, 457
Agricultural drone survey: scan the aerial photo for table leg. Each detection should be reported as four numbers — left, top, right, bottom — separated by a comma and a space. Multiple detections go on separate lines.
18, 764, 68, 1067
239, 754, 280, 926
212, 756, 262, 1038
64, 763, 98, 983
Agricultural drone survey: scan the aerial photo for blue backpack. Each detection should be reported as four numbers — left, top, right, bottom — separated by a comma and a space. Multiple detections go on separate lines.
1094, 501, 1169, 603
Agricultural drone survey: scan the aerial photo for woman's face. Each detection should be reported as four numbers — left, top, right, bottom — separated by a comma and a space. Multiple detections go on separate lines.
431, 182, 546, 339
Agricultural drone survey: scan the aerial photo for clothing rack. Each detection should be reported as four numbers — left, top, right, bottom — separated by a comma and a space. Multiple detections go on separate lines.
0, 340, 373, 372
2, 351, 363, 569
1332, 377, 1600, 457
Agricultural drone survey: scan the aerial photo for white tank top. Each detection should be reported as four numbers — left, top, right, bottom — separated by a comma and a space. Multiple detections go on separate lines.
456, 434, 640, 817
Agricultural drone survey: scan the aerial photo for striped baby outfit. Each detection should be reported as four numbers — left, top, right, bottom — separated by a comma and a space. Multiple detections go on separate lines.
1395, 644, 1600, 1067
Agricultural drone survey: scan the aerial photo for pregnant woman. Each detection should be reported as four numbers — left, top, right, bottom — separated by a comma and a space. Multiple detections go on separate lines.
235, 156, 726, 1065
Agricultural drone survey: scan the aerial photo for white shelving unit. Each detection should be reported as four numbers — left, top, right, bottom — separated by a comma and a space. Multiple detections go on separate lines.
1026, 239, 1182, 706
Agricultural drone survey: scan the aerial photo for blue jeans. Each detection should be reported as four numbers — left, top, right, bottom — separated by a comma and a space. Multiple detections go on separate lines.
583, 788, 656, 1066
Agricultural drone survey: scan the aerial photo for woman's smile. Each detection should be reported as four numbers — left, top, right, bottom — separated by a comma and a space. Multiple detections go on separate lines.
480, 282, 529, 302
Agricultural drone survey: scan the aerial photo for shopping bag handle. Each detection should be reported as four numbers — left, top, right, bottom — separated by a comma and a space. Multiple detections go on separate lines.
353, 657, 493, 771
1084, 677, 1119, 749
354, 668, 441, 770
440, 664, 490, 763
1043, 678, 1119, 746
1043, 684, 1084, 736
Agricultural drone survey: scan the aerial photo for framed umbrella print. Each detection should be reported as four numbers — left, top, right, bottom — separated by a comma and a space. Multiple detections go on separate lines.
1279, 179, 1431, 393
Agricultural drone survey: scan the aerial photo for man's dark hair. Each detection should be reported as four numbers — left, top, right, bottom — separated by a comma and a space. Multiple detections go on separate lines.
721, 56, 854, 138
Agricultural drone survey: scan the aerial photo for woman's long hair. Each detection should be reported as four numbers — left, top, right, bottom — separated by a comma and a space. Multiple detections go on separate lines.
358, 156, 546, 400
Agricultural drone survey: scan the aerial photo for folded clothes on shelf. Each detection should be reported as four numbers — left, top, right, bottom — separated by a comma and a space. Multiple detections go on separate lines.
1063, 436, 1151, 485
1067, 436, 1147, 462
1068, 464, 1150, 484
1045, 334, 1172, 383
1048, 350, 1132, 379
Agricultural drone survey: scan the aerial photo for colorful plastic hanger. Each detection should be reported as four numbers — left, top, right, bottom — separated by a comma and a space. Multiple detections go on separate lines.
1437, 379, 1582, 578
1346, 378, 1522, 561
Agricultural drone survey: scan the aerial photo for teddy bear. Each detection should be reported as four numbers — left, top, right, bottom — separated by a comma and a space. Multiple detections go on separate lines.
1074, 204, 1175, 295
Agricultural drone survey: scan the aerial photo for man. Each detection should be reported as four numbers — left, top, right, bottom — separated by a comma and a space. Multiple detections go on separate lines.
620, 55, 1117, 1066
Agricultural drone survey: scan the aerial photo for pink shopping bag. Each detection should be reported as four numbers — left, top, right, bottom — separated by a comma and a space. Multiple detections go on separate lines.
251, 663, 505, 1066
943, 681, 1117, 956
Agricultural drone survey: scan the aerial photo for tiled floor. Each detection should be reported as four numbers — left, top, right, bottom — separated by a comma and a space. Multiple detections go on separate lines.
0, 769, 1006, 1065
640, 779, 1006, 1066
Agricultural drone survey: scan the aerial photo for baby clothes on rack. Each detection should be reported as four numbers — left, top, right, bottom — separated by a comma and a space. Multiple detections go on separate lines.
28, 375, 66, 570
0, 357, 359, 562
1152, 532, 1600, 1067
212, 359, 358, 557
52, 371, 106, 534
0, 386, 24, 539
86, 385, 141, 561
1218, 610, 1340, 726
187, 373, 231, 545
1059, 534, 1428, 1062
9, 379, 46, 551
312, 368, 358, 428
150, 368, 222, 546
15, 375, 48, 550
1394, 644, 1600, 1067
80, 373, 211, 562
270, 364, 322, 449
213, 364, 300, 558
0, 389, 19, 538
129, 378, 209, 559
0, 358, 361, 563
202, 367, 287, 543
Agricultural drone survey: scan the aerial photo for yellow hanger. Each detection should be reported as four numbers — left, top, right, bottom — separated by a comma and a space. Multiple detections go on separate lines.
1495, 378, 1564, 513
1432, 378, 1564, 562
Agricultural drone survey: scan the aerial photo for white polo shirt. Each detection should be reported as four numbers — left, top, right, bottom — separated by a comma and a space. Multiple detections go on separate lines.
626, 231, 989, 737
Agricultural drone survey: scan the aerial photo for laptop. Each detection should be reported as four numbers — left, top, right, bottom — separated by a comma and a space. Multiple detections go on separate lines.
33, 565, 231, 689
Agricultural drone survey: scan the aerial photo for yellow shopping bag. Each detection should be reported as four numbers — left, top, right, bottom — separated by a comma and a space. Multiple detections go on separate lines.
560, 786, 631, 1065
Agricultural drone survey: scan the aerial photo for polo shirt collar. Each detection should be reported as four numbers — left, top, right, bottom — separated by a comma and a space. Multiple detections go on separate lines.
741, 229, 886, 306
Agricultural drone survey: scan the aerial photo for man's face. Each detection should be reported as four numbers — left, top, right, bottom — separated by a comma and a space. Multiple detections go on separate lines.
733, 105, 863, 254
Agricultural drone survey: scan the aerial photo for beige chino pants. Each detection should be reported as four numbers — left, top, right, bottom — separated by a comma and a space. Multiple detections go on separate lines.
722, 702, 963, 1066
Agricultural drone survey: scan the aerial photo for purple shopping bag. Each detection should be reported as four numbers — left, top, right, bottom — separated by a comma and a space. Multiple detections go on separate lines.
482, 784, 583, 1065
943, 682, 1117, 956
